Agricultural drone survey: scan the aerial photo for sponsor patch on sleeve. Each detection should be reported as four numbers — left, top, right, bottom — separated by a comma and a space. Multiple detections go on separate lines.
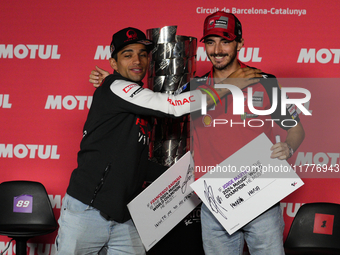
123, 84, 139, 93
288, 105, 296, 115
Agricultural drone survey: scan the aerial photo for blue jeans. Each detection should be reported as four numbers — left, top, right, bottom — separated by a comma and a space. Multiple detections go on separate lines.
201, 203, 285, 255
55, 193, 145, 255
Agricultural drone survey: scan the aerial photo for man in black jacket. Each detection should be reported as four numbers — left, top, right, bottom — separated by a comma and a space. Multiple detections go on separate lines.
55, 27, 205, 255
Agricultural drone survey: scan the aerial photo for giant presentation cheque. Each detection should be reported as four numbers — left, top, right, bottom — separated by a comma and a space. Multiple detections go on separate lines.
190, 132, 304, 235
127, 152, 201, 251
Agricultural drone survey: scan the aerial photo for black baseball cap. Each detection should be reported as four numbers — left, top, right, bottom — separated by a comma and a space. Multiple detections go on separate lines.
110, 27, 155, 57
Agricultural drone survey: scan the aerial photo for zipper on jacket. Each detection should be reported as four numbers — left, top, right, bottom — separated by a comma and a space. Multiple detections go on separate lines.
90, 164, 111, 206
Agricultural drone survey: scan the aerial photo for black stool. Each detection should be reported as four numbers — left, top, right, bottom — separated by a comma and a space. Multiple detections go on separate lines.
284, 202, 340, 255
0, 181, 58, 255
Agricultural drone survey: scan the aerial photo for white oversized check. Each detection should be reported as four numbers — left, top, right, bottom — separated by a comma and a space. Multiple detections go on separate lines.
127, 152, 201, 251
190, 133, 304, 235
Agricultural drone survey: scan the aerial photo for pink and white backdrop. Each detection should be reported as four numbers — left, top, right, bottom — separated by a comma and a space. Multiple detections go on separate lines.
1, 0, 340, 253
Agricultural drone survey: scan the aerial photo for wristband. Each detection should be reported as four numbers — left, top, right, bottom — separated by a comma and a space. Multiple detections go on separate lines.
199, 85, 222, 105
199, 88, 217, 106
208, 86, 222, 105
287, 144, 294, 158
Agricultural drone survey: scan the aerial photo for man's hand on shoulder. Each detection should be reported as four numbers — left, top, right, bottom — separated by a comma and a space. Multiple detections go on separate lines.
89, 66, 110, 88
201, 67, 263, 107
218, 67, 263, 89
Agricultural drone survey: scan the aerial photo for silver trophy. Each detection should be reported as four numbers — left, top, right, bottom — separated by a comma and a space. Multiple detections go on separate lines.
147, 26, 197, 167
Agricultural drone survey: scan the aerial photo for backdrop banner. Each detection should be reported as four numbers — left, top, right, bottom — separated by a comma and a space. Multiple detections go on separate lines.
1, 0, 340, 254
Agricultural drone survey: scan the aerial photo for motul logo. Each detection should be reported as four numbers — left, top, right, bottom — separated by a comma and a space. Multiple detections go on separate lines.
0, 144, 60, 159
297, 48, 340, 64
94, 46, 110, 60
0, 241, 57, 254
281, 203, 304, 217
0, 94, 11, 108
295, 152, 339, 166
45, 95, 93, 110
197, 47, 262, 62
0, 44, 61, 59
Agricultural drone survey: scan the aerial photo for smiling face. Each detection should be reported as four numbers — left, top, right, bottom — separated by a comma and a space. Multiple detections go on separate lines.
110, 43, 149, 82
204, 36, 244, 71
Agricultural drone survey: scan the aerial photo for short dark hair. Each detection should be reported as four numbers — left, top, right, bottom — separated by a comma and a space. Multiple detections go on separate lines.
111, 52, 118, 61
235, 37, 242, 43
